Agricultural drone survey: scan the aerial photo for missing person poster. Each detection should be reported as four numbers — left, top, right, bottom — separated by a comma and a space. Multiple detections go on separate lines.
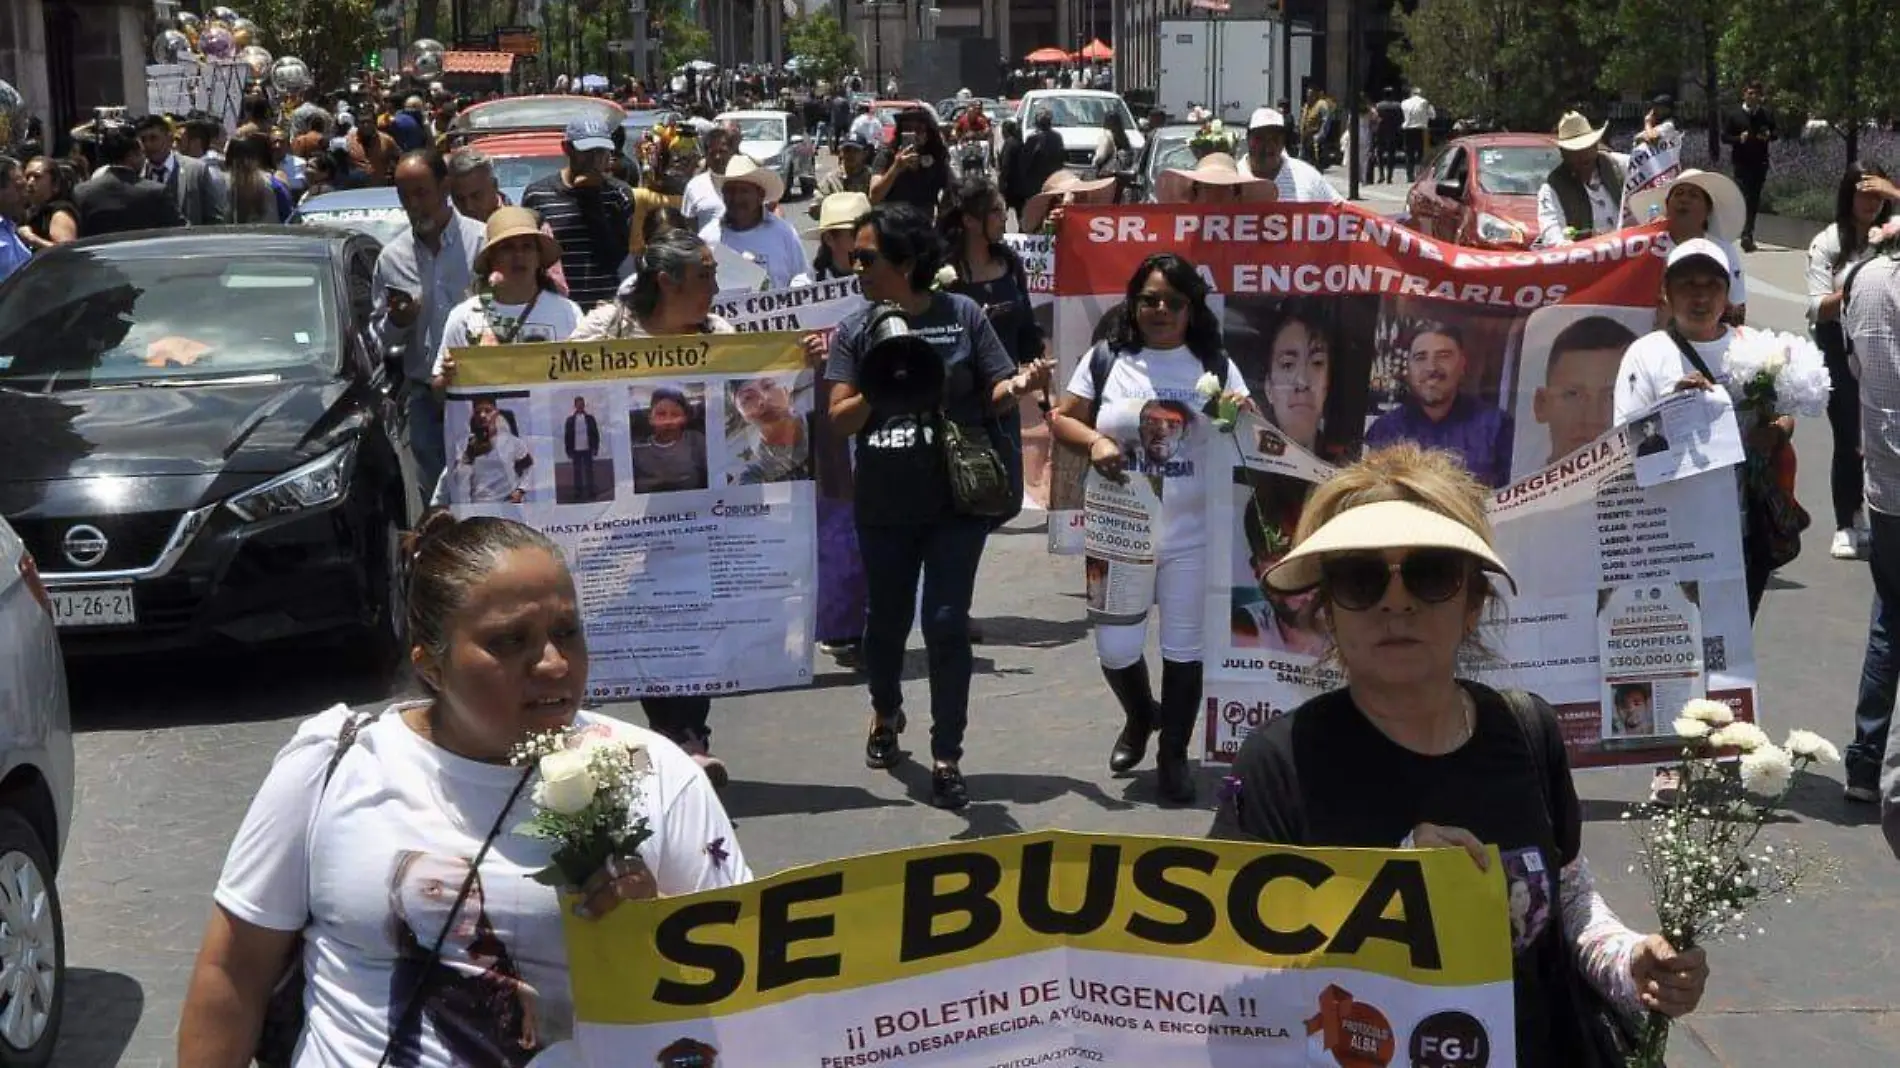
1034, 204, 1757, 766
445, 333, 818, 701
1083, 469, 1161, 625
564, 831, 1516, 1067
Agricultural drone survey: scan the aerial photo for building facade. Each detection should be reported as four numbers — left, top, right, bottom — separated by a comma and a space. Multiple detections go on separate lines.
0, 0, 151, 146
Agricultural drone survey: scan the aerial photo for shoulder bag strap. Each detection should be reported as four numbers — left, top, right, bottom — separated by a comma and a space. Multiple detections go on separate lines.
1664, 323, 1717, 382
375, 764, 535, 1068
1086, 342, 1117, 423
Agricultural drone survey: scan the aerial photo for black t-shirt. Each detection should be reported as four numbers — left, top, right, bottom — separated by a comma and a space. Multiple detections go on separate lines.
824, 293, 1016, 526
872, 145, 952, 219
1211, 683, 1589, 1068
950, 246, 1043, 366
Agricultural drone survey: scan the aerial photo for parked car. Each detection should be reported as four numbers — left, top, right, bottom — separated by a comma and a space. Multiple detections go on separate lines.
1007, 90, 1145, 171
1128, 124, 1199, 203
0, 518, 74, 1067
716, 109, 817, 198
1405, 133, 1561, 249
287, 187, 407, 244
0, 227, 420, 660
446, 95, 628, 144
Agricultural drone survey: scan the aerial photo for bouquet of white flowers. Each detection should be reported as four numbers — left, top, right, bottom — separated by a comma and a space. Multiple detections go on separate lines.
1623, 699, 1838, 1067
1194, 371, 1245, 430
1723, 329, 1831, 419
510, 727, 654, 888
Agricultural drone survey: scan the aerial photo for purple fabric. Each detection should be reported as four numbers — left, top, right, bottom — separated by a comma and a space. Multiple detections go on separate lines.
1363, 394, 1515, 488
816, 496, 867, 642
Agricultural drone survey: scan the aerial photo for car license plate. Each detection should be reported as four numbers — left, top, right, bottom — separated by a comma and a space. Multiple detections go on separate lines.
49, 586, 137, 629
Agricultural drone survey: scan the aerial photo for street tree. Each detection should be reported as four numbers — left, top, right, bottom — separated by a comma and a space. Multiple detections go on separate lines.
245, 0, 383, 94
785, 11, 859, 85
1392, 0, 1597, 133
1719, 0, 1900, 162
1580, 0, 1728, 159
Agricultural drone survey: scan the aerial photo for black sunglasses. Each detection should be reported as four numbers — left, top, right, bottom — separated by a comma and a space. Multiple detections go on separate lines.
1137, 292, 1188, 312
1318, 550, 1471, 612
849, 248, 882, 268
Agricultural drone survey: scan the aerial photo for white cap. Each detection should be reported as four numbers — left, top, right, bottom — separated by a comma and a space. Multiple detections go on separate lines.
1248, 107, 1287, 131
1665, 237, 1731, 278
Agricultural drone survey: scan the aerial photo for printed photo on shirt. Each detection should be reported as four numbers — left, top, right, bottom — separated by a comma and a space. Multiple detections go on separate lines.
551, 388, 618, 506
1223, 295, 1376, 466
1506, 304, 1649, 483
386, 849, 545, 1066
722, 372, 815, 485
1500, 845, 1553, 952
1228, 470, 1330, 657
629, 382, 710, 495
445, 392, 539, 505
1363, 299, 1520, 489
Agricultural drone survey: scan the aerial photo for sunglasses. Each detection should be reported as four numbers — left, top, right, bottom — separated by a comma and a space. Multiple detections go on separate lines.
849, 248, 882, 268
1318, 549, 1471, 612
1137, 293, 1188, 312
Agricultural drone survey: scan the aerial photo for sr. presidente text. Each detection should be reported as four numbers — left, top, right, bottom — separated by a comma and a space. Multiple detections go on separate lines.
645, 840, 1455, 1007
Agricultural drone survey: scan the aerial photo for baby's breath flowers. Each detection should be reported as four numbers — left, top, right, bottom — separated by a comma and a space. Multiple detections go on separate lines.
511, 727, 655, 888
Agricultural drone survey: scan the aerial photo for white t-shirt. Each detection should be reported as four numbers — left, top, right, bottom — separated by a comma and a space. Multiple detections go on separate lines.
1714, 236, 1749, 309
850, 114, 884, 145
214, 704, 750, 1068
1066, 345, 1248, 554
1237, 153, 1342, 204
1612, 325, 1748, 424
681, 171, 725, 232
450, 428, 533, 503
432, 292, 584, 377
700, 215, 811, 290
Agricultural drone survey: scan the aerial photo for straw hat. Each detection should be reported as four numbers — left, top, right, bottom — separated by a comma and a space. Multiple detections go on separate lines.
1263, 499, 1518, 594
1022, 169, 1119, 232
712, 153, 786, 204
818, 191, 872, 232
1555, 111, 1606, 152
474, 207, 562, 274
1626, 168, 1746, 240
1155, 152, 1278, 204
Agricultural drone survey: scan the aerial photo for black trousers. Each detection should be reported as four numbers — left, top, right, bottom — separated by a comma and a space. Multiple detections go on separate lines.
642, 697, 711, 743
1402, 128, 1425, 182
1819, 326, 1865, 529
1735, 162, 1768, 241
1376, 138, 1400, 182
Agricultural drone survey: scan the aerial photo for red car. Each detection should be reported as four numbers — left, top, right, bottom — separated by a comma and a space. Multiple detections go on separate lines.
1405, 133, 1561, 249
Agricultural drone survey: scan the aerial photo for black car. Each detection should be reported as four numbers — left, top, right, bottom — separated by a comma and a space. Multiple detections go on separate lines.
0, 227, 419, 657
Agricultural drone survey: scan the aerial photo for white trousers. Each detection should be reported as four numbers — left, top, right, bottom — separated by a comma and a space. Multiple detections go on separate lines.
1094, 548, 1205, 669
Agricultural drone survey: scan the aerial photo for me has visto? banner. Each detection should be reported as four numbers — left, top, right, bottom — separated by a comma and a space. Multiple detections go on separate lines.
564, 832, 1514, 1067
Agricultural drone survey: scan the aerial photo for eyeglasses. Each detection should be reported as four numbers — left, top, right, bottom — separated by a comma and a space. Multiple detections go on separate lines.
1137, 293, 1188, 312
849, 248, 882, 268
1318, 549, 1470, 612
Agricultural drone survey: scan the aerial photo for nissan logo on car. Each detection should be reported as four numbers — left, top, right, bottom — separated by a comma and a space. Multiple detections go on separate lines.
61, 525, 109, 569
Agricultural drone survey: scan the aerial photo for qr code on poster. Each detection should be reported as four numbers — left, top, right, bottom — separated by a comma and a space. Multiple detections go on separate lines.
1704, 636, 1727, 672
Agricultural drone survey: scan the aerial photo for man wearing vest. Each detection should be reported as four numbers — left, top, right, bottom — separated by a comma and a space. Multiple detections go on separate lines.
1535, 112, 1630, 247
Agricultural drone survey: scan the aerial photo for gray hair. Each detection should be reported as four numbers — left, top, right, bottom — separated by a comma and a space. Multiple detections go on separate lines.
447, 148, 495, 181
627, 230, 708, 318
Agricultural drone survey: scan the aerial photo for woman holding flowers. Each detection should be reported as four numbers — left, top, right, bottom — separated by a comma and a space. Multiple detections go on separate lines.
1212, 443, 1710, 1066
1049, 253, 1252, 803
178, 513, 749, 1066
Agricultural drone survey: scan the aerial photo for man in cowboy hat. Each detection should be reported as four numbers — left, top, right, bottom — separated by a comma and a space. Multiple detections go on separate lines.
1237, 107, 1340, 203
701, 155, 808, 288
1535, 111, 1630, 247
1154, 153, 1278, 206
521, 115, 636, 308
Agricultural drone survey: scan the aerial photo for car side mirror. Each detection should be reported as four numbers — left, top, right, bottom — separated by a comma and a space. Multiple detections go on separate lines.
1435, 179, 1465, 200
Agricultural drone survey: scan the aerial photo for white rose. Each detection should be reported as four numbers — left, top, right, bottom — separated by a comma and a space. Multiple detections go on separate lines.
1709, 720, 1770, 753
535, 748, 599, 815
1783, 729, 1841, 764
1680, 698, 1734, 726
1194, 372, 1221, 400
932, 265, 959, 290
1673, 717, 1711, 740
1739, 745, 1794, 796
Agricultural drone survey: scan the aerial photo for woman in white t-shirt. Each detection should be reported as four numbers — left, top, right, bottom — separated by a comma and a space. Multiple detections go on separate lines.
178, 513, 751, 1067
430, 207, 585, 398
1628, 169, 1749, 325
1050, 253, 1252, 805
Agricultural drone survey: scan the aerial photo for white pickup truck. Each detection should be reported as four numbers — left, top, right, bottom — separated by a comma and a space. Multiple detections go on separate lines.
1008, 89, 1145, 174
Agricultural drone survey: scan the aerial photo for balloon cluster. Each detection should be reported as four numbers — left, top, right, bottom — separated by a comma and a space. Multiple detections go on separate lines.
403, 39, 447, 80
153, 9, 311, 96
0, 79, 24, 147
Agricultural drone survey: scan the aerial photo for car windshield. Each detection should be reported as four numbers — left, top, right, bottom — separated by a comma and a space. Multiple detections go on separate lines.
729, 117, 787, 142
0, 254, 336, 388
1034, 96, 1132, 130
459, 97, 623, 131
295, 207, 407, 245
486, 154, 566, 189
1149, 135, 1197, 177
1477, 146, 1562, 195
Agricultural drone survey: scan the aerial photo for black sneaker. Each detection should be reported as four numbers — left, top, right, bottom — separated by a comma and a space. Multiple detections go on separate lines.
931, 764, 970, 810
865, 711, 905, 769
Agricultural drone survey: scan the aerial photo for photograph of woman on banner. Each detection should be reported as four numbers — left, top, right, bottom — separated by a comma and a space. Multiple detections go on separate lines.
1227, 296, 1369, 465
1153, 152, 1277, 207
1230, 470, 1329, 656
1050, 252, 1253, 804
629, 384, 710, 494
1365, 310, 1517, 488
724, 373, 814, 485
1509, 306, 1645, 481
1211, 444, 1712, 1063
447, 395, 535, 504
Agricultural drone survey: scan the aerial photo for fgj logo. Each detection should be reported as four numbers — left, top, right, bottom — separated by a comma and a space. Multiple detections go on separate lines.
657, 1037, 719, 1068
1409, 1010, 1491, 1067
1305, 984, 1394, 1068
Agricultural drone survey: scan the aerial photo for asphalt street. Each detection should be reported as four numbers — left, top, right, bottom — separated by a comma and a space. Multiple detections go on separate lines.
50, 162, 1900, 1066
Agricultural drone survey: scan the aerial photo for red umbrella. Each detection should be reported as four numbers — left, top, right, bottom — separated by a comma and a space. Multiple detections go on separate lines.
1024, 46, 1071, 64
1078, 39, 1113, 61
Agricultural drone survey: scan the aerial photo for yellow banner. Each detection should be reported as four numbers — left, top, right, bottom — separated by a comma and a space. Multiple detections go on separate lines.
449, 331, 807, 388
566, 831, 1510, 1027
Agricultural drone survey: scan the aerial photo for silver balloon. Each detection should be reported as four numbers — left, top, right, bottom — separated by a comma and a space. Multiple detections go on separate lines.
269, 56, 313, 94
411, 51, 443, 79
403, 38, 446, 75
174, 11, 202, 36
209, 6, 241, 23
0, 79, 22, 147
199, 25, 236, 60
152, 29, 194, 64
229, 17, 259, 49
237, 44, 273, 80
